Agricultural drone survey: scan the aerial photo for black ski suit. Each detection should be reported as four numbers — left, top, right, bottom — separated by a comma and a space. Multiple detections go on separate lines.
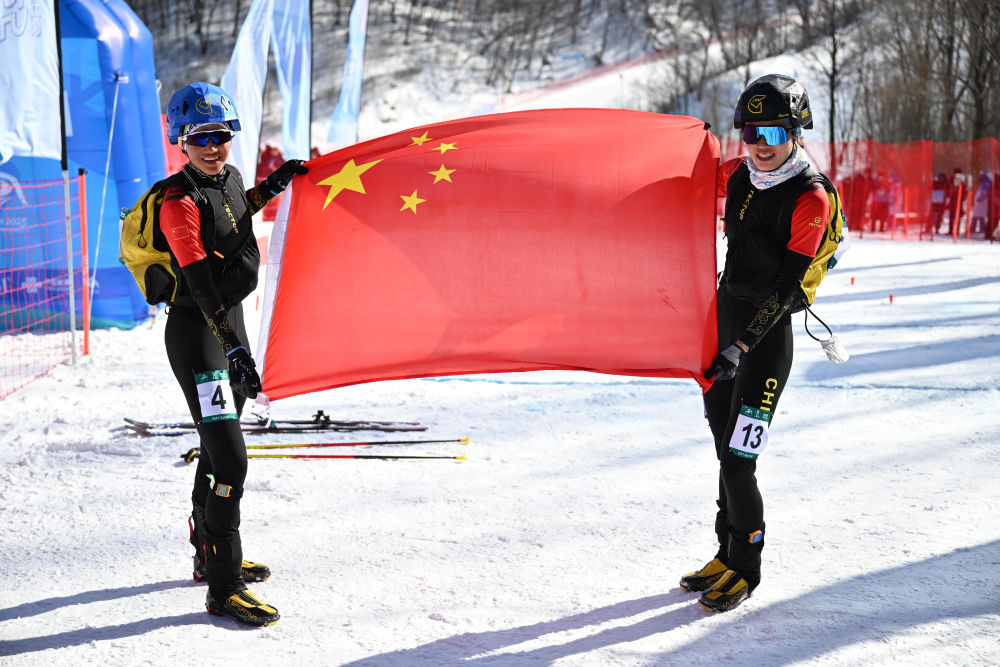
159, 163, 267, 601
705, 157, 829, 589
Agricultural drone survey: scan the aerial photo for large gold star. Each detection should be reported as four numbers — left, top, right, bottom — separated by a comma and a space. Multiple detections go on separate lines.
434, 142, 457, 154
409, 132, 432, 146
428, 164, 455, 184
318, 159, 382, 210
400, 189, 426, 214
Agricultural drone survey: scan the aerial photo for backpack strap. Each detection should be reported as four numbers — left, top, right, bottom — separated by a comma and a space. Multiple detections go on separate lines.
137, 178, 170, 247
177, 166, 216, 254
216, 164, 256, 259
179, 166, 208, 208
222, 163, 254, 219
816, 172, 846, 246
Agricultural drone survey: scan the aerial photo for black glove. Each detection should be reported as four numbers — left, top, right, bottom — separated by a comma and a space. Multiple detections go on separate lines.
226, 346, 262, 399
704, 343, 745, 382
263, 159, 308, 196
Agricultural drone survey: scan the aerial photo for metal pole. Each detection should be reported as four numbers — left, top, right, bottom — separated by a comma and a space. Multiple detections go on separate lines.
78, 168, 90, 355
54, 0, 77, 364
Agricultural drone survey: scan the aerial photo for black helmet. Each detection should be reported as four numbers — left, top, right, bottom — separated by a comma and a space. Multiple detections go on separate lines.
733, 74, 813, 130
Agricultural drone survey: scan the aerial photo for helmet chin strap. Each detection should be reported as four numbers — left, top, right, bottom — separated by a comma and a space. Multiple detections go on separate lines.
184, 161, 216, 179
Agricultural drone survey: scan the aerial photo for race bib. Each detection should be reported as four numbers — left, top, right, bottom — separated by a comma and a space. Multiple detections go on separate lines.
729, 405, 772, 459
195, 370, 238, 423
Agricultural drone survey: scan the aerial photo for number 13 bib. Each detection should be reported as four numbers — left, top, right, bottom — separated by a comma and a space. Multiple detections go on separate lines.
729, 404, 772, 459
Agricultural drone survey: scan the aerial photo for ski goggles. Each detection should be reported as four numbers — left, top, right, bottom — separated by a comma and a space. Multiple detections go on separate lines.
182, 129, 234, 147
741, 125, 791, 145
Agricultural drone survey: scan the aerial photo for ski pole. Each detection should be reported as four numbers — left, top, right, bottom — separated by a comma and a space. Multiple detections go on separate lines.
246, 437, 469, 450
180, 438, 469, 464
247, 453, 467, 461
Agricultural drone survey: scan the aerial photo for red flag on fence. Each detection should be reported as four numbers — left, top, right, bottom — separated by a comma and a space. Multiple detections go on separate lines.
257, 109, 719, 400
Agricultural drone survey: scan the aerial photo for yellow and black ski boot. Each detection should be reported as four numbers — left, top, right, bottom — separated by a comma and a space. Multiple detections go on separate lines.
679, 557, 729, 592
189, 513, 271, 583
698, 570, 753, 612
194, 557, 272, 583
206, 588, 280, 626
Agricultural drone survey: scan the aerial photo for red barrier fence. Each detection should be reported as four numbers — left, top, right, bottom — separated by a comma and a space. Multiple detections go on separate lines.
1, 173, 90, 399
720, 136, 1000, 241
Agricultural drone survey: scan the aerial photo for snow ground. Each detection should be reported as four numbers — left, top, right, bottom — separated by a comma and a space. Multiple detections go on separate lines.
1, 238, 998, 666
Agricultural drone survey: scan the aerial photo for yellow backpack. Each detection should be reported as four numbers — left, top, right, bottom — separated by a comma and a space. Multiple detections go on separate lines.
798, 173, 849, 305
118, 172, 208, 305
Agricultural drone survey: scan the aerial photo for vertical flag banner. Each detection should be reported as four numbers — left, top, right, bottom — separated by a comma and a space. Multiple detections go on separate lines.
221, 0, 276, 188
259, 109, 720, 400
0, 0, 60, 163
326, 0, 369, 149
271, 0, 311, 160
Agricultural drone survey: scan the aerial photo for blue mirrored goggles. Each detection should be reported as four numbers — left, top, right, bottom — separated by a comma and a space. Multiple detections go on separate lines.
741, 125, 790, 145
183, 130, 234, 147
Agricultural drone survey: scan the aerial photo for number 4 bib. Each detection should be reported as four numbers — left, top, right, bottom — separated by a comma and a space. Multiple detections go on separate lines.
195, 370, 238, 423
729, 405, 772, 459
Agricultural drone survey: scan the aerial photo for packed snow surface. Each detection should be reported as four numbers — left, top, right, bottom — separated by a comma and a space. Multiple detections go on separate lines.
1, 238, 998, 665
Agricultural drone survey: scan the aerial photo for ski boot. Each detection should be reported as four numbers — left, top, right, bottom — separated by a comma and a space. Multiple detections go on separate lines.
189, 512, 271, 583
697, 526, 763, 611
206, 588, 280, 626
679, 557, 729, 592
193, 556, 271, 583
698, 570, 754, 612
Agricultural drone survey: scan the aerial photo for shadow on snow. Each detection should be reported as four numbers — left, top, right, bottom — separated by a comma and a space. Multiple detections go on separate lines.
0, 579, 211, 656
341, 539, 1000, 665
804, 334, 1000, 383
821, 276, 1000, 304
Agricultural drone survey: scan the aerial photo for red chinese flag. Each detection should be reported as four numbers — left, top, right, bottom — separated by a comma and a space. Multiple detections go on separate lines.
258, 109, 719, 400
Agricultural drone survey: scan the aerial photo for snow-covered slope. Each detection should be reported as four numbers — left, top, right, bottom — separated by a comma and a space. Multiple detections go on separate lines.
1, 239, 998, 665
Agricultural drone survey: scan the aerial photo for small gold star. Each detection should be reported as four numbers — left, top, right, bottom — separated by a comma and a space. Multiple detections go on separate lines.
400, 189, 426, 214
434, 142, 457, 154
410, 132, 432, 146
428, 164, 456, 184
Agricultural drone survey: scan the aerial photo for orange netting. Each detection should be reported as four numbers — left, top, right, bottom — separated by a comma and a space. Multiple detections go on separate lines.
1, 174, 89, 399
719, 135, 1000, 241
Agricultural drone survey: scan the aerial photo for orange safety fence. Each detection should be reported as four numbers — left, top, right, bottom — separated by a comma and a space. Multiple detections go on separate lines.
719, 135, 1000, 242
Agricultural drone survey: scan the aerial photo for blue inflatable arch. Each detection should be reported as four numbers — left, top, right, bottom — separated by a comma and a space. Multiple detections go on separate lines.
2, 0, 165, 328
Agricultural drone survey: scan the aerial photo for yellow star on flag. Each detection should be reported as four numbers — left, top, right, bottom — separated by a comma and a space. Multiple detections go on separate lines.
318, 159, 382, 210
434, 142, 457, 154
409, 132, 432, 146
429, 164, 456, 184
400, 189, 426, 214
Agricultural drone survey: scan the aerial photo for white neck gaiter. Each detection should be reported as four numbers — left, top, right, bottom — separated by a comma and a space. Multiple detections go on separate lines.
746, 143, 812, 189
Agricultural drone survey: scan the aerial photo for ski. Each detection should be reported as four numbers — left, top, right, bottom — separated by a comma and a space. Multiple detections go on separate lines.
251, 411, 421, 427
123, 411, 421, 430
122, 419, 426, 437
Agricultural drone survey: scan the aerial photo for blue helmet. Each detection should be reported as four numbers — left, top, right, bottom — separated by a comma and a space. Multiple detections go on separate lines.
166, 82, 241, 144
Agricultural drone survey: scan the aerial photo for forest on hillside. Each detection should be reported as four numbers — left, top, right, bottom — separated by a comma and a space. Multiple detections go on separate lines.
130, 0, 999, 143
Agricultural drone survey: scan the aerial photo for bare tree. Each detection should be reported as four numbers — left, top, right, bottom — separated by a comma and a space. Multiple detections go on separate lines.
853, 0, 1000, 142
125, 0, 998, 140
796, 0, 871, 177
953, 0, 1000, 140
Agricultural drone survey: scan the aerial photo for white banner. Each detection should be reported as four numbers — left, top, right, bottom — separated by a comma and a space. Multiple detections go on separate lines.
220, 0, 276, 188
271, 0, 311, 161
0, 0, 61, 163
327, 0, 369, 149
